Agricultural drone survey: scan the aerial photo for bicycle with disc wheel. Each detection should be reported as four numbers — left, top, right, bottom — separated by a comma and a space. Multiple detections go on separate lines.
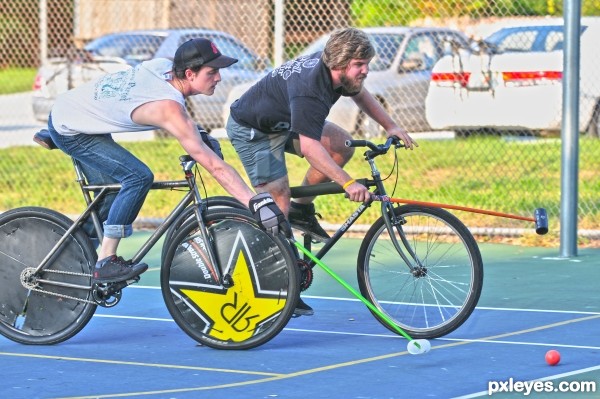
0, 130, 298, 349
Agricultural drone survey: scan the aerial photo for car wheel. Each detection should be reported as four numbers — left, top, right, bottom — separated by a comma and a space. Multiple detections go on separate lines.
355, 99, 386, 139
587, 102, 600, 138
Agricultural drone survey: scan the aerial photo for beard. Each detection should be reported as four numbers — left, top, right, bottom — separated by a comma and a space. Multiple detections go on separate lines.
339, 72, 365, 94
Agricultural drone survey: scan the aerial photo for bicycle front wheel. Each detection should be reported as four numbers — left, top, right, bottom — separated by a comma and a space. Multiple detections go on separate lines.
358, 205, 483, 339
0, 207, 97, 344
160, 196, 249, 265
161, 208, 299, 350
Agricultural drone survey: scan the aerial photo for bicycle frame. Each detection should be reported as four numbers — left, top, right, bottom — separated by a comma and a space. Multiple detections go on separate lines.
33, 155, 219, 292
289, 138, 422, 271
289, 136, 546, 271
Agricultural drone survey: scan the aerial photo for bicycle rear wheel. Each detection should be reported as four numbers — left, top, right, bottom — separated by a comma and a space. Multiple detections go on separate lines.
161, 208, 299, 350
357, 205, 483, 339
0, 207, 97, 344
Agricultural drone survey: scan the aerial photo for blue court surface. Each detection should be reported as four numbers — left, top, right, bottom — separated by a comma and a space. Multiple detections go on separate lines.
1, 237, 599, 399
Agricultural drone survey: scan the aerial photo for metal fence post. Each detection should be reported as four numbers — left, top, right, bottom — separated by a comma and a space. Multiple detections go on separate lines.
560, 0, 582, 257
273, 0, 285, 66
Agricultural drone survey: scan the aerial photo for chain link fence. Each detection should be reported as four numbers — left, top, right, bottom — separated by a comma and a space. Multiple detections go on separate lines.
1, 0, 600, 245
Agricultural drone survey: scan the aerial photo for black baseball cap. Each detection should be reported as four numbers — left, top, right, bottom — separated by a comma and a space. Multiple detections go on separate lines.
173, 38, 238, 71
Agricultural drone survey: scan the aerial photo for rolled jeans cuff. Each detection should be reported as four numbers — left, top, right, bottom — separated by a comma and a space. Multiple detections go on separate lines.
103, 222, 133, 239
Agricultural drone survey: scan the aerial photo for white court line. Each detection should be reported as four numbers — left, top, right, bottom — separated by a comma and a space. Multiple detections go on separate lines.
91, 314, 600, 352
98, 288, 600, 346
128, 286, 600, 316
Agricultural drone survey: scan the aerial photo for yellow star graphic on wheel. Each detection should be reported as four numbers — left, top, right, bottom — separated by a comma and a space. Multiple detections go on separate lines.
180, 231, 289, 342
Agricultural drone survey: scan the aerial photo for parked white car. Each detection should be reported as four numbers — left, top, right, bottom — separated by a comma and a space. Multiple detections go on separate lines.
425, 18, 600, 136
223, 26, 469, 137
32, 29, 269, 130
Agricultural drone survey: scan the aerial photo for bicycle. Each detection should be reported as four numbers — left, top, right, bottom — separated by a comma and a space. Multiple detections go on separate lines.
285, 137, 483, 339
288, 136, 546, 340
0, 130, 299, 350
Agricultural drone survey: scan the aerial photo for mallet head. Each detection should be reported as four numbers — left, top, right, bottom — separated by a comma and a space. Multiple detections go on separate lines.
534, 208, 548, 235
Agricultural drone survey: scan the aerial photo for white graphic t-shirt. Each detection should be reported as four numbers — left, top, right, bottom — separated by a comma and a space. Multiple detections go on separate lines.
52, 58, 184, 135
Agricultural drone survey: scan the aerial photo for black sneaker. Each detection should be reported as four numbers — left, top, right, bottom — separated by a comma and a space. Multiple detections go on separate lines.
288, 202, 330, 243
293, 297, 314, 317
92, 255, 148, 283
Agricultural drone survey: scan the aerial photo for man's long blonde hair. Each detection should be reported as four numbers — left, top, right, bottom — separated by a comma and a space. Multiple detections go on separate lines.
322, 28, 375, 70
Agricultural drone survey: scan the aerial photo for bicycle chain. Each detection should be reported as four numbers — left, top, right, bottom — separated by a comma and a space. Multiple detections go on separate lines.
20, 267, 96, 305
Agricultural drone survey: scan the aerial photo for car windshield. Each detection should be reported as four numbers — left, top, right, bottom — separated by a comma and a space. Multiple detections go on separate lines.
85, 33, 166, 63
369, 34, 404, 71
300, 32, 404, 72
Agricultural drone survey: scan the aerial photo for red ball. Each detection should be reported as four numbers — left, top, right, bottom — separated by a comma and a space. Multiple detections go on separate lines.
545, 349, 561, 366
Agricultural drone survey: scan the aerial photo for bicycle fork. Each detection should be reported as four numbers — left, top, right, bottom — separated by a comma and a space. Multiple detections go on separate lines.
380, 200, 426, 275
365, 155, 425, 274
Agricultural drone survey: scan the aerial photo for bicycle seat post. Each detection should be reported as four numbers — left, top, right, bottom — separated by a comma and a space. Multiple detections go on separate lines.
72, 158, 104, 241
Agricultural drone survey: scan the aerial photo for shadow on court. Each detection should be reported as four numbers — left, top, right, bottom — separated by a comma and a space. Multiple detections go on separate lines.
1, 237, 599, 399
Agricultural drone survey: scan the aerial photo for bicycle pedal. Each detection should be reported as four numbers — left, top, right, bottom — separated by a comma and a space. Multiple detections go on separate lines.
126, 275, 141, 284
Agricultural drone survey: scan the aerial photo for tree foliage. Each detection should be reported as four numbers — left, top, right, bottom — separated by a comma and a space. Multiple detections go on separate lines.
351, 0, 600, 26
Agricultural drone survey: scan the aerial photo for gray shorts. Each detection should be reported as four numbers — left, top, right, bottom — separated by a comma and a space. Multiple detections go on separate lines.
226, 115, 302, 187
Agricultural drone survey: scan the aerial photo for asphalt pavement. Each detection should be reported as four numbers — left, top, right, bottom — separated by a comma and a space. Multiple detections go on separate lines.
0, 92, 154, 148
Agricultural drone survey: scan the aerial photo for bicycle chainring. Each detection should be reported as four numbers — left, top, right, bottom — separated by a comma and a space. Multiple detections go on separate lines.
297, 259, 313, 291
92, 283, 122, 308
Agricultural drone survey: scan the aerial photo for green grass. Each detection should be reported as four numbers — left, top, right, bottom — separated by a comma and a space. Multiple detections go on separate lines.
1, 135, 599, 246
0, 67, 37, 94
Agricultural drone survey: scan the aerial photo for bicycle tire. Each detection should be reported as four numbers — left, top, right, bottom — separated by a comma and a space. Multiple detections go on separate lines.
0, 207, 98, 344
357, 205, 483, 339
160, 196, 249, 265
161, 208, 299, 350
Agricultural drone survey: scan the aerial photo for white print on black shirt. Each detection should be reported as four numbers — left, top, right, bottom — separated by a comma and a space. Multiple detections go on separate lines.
271, 55, 320, 80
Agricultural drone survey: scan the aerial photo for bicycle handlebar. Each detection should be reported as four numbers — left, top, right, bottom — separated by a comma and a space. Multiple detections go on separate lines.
345, 136, 404, 158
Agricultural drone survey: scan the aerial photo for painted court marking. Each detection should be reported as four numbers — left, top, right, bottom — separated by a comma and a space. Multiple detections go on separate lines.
2, 298, 598, 399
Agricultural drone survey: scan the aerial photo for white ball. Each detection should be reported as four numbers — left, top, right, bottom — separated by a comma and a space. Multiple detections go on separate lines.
407, 339, 431, 355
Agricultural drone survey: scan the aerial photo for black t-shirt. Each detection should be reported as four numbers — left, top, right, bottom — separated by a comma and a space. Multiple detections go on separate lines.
230, 51, 356, 140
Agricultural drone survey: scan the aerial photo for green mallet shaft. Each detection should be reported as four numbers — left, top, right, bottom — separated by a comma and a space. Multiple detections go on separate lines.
294, 240, 414, 342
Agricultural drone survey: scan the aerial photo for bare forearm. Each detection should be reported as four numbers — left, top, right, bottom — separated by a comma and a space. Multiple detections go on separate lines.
209, 162, 255, 205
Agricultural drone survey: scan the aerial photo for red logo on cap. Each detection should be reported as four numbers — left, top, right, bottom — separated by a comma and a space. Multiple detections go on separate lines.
211, 42, 219, 54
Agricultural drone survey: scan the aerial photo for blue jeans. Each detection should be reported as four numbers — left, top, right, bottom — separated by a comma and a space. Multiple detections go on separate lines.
48, 114, 153, 239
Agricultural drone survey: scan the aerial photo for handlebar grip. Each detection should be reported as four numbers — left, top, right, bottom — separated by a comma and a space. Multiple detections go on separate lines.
345, 139, 368, 148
